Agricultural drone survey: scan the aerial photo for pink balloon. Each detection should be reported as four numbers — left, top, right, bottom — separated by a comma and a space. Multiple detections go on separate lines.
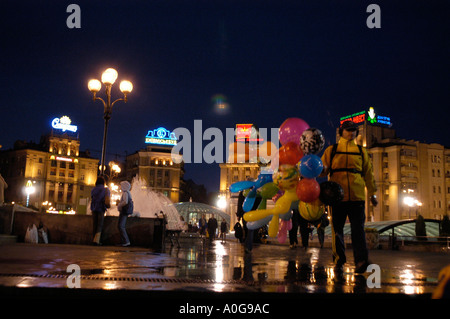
287, 219, 292, 231
277, 219, 289, 244
279, 118, 310, 146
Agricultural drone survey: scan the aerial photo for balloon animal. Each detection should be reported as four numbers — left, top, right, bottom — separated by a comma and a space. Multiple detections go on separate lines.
229, 173, 273, 212
244, 165, 299, 237
232, 118, 341, 241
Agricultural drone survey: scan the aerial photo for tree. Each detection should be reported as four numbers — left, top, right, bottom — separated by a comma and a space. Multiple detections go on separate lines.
415, 215, 427, 241
439, 215, 450, 237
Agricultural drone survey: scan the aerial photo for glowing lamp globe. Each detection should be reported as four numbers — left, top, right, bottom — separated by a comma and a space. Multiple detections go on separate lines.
120, 80, 133, 94
101, 68, 118, 85
88, 79, 101, 93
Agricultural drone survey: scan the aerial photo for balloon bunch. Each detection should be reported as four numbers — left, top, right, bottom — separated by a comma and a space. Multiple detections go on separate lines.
229, 117, 344, 243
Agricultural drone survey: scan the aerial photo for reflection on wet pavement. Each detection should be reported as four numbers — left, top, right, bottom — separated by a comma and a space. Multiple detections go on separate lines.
0, 240, 447, 295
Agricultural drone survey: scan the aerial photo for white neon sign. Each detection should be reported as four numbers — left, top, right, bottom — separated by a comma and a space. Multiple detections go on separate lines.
52, 116, 78, 132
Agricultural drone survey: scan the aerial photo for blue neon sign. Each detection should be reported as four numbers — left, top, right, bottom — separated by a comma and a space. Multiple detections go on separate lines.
145, 127, 177, 146
51, 116, 78, 132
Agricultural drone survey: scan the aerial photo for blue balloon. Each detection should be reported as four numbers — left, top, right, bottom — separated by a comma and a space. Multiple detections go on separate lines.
243, 188, 257, 212
229, 180, 255, 193
298, 154, 323, 178
247, 215, 273, 230
229, 173, 273, 193
254, 173, 273, 188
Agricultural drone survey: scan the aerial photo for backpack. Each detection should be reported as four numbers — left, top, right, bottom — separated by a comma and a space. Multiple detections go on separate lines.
329, 143, 365, 177
122, 191, 134, 215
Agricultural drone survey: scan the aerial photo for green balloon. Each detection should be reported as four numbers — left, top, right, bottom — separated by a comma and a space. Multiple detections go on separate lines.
259, 182, 279, 199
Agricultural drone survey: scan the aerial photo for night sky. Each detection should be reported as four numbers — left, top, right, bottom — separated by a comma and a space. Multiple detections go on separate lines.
1, 0, 449, 193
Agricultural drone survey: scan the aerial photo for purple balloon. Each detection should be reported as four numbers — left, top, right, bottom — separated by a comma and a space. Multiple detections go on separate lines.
279, 118, 310, 146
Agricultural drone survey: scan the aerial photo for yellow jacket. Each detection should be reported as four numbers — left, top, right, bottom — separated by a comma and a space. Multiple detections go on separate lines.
321, 137, 376, 202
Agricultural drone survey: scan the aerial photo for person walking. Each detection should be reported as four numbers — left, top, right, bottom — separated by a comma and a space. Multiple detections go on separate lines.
321, 120, 378, 273
90, 176, 111, 245
207, 216, 218, 243
199, 214, 207, 237
220, 219, 228, 243
316, 213, 329, 248
116, 180, 132, 246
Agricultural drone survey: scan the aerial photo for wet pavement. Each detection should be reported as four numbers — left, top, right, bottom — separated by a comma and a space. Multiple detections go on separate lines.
0, 238, 449, 300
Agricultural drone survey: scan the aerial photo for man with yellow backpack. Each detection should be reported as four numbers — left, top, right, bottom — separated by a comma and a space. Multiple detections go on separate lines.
321, 120, 378, 273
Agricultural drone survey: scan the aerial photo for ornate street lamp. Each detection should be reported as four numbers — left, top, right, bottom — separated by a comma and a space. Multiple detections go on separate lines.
88, 68, 133, 176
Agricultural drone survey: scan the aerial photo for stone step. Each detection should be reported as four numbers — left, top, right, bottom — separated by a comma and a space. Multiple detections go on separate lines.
0, 235, 18, 244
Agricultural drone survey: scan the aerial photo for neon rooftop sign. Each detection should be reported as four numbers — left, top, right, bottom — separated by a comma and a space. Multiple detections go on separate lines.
145, 127, 177, 146
51, 116, 78, 132
235, 124, 264, 142
340, 107, 391, 126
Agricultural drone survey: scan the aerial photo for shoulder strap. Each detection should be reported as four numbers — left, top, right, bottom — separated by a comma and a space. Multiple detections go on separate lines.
358, 145, 365, 177
329, 144, 338, 177
329, 143, 365, 177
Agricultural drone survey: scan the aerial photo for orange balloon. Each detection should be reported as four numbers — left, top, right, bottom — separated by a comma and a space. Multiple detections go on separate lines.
278, 142, 303, 166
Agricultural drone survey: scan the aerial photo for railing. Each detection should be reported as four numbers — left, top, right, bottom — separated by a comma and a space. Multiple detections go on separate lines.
380, 235, 450, 250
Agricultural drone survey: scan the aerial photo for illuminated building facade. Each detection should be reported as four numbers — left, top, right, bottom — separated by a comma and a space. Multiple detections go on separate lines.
338, 108, 450, 221
125, 127, 183, 203
0, 116, 98, 213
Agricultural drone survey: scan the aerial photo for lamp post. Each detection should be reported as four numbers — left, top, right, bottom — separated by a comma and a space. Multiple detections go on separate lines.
88, 68, 133, 176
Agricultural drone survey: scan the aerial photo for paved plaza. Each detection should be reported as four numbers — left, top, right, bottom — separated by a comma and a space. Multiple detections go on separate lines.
0, 238, 448, 301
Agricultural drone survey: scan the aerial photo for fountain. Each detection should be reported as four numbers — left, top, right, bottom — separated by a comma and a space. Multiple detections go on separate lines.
88, 176, 184, 231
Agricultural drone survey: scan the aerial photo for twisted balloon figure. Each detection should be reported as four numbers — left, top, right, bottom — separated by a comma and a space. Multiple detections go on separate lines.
244, 188, 298, 237
229, 173, 273, 212
243, 166, 299, 237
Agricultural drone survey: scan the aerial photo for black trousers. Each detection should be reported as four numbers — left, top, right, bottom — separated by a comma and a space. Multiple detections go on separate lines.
289, 209, 311, 247
331, 201, 368, 265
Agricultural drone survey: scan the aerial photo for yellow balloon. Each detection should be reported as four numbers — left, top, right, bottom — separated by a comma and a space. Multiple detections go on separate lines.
298, 199, 325, 222
272, 165, 299, 190
244, 189, 298, 238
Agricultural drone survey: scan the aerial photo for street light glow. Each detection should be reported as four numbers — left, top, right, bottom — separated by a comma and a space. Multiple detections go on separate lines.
120, 80, 133, 94
403, 196, 423, 207
403, 196, 414, 207
217, 195, 227, 210
88, 68, 132, 176
88, 79, 101, 93
101, 68, 118, 85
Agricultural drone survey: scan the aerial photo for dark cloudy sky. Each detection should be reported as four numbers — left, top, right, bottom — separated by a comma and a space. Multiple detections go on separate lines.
1, 0, 449, 192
